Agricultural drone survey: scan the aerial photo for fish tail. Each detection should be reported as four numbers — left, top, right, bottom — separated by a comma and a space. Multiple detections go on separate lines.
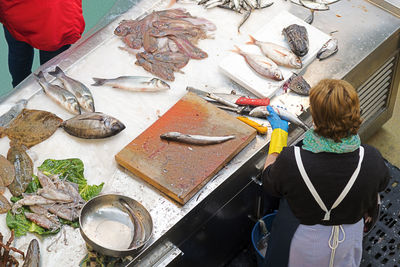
91, 78, 107, 86
48, 66, 64, 78
231, 45, 241, 54
33, 71, 45, 81
246, 35, 256, 45
167, 0, 176, 8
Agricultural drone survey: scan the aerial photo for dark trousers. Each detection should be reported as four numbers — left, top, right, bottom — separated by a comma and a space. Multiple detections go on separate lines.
3, 26, 71, 87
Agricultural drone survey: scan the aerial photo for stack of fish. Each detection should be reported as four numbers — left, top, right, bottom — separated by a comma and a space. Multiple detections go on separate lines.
34, 67, 95, 115
114, 8, 216, 81
169, 0, 274, 32
11, 171, 86, 231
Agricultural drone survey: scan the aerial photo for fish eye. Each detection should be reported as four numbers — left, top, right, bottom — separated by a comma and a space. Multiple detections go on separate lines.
297, 86, 301, 89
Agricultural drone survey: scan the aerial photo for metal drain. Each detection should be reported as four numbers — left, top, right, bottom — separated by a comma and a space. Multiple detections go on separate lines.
361, 161, 400, 267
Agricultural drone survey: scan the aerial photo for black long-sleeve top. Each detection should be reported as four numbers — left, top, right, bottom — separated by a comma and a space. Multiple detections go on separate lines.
262, 144, 390, 226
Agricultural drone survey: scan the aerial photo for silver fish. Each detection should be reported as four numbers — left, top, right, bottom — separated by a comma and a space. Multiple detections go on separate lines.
49, 66, 95, 112
160, 132, 236, 145
22, 239, 40, 267
232, 46, 284, 81
247, 35, 302, 69
37, 187, 74, 203
249, 106, 309, 129
12, 195, 55, 213
92, 76, 170, 92
238, 10, 252, 33
299, 0, 329, 10
62, 112, 126, 139
317, 38, 338, 60
34, 71, 81, 114
0, 99, 28, 127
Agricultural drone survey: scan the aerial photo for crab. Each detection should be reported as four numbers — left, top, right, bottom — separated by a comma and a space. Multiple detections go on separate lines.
0, 231, 24, 267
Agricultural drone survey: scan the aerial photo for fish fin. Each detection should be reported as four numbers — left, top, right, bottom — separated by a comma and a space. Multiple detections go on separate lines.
273, 49, 288, 57
33, 71, 45, 81
261, 61, 272, 66
48, 66, 64, 78
91, 78, 107, 86
231, 45, 241, 54
167, 0, 176, 8
246, 35, 256, 45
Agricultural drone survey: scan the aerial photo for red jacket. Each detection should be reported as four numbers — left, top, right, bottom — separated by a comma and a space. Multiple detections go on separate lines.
0, 0, 85, 51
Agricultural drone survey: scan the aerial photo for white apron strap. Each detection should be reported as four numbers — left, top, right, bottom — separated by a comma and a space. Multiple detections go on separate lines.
294, 146, 365, 221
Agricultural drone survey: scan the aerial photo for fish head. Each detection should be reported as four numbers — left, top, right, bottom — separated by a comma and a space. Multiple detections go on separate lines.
104, 117, 126, 134
151, 78, 170, 90
273, 70, 284, 81
317, 39, 338, 60
67, 99, 81, 114
288, 76, 311, 95
81, 96, 95, 112
291, 57, 303, 69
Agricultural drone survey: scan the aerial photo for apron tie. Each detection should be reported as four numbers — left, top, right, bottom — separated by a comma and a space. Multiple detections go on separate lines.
328, 225, 345, 267
323, 210, 331, 221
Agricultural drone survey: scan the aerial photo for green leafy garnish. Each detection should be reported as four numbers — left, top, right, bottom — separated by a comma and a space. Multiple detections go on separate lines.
7, 158, 103, 236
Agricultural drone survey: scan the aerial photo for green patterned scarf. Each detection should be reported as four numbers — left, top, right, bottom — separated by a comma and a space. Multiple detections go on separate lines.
302, 129, 361, 153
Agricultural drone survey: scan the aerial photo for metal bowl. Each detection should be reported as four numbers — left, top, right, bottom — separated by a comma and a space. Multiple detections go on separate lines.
79, 194, 153, 257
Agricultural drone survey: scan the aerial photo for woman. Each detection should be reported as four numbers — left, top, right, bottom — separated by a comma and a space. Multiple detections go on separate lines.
262, 79, 390, 267
0, 0, 85, 87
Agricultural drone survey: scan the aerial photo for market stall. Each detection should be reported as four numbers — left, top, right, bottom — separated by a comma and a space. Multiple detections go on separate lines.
0, 0, 399, 266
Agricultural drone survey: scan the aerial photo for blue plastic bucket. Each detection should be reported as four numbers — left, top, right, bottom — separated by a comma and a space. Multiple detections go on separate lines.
251, 212, 277, 266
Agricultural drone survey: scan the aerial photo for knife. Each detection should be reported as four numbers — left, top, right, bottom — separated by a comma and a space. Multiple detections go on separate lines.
187, 86, 239, 108
186, 86, 270, 107
237, 116, 269, 135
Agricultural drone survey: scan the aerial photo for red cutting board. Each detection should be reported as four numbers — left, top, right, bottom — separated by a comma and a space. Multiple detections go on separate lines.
115, 92, 256, 205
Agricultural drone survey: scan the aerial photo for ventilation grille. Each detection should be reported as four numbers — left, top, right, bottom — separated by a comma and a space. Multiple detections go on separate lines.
357, 56, 396, 123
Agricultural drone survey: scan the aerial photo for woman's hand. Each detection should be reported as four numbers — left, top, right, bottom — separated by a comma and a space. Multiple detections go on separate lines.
266, 106, 289, 155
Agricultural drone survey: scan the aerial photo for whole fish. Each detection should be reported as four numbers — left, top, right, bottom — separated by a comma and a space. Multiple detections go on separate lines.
282, 24, 309, 57
286, 74, 311, 95
22, 239, 40, 267
48, 66, 95, 112
246, 35, 302, 69
0, 155, 15, 187
231, 46, 284, 81
299, 0, 329, 10
160, 132, 236, 145
249, 106, 309, 129
317, 38, 338, 60
91, 76, 170, 92
238, 10, 252, 33
0, 99, 28, 127
7, 143, 33, 197
62, 112, 126, 139
34, 72, 81, 115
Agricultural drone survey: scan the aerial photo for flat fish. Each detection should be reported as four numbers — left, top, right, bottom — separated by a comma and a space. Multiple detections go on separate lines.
0, 155, 15, 187
247, 35, 302, 69
62, 112, 126, 139
317, 38, 338, 60
0, 99, 28, 127
160, 131, 235, 145
2, 109, 63, 148
34, 71, 81, 115
232, 46, 284, 81
49, 66, 95, 112
7, 143, 33, 197
91, 76, 170, 92
286, 74, 311, 95
22, 239, 40, 267
282, 24, 309, 57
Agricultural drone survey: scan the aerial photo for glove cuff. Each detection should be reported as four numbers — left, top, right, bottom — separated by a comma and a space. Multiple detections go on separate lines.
268, 128, 288, 154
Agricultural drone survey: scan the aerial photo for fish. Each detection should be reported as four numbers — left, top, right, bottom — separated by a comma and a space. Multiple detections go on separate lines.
34, 72, 81, 115
299, 0, 329, 10
282, 24, 309, 57
317, 38, 338, 60
120, 199, 145, 248
315, 0, 340, 4
91, 76, 170, 92
238, 10, 252, 33
1, 109, 63, 148
249, 106, 309, 129
12, 195, 55, 214
246, 35, 302, 69
22, 239, 40, 267
286, 74, 311, 95
25, 212, 61, 231
48, 66, 95, 112
0, 194, 11, 214
62, 112, 126, 139
7, 143, 33, 197
168, 35, 208, 59
160, 132, 236, 145
0, 155, 15, 188
37, 188, 74, 203
0, 99, 28, 127
48, 203, 82, 222
231, 46, 284, 81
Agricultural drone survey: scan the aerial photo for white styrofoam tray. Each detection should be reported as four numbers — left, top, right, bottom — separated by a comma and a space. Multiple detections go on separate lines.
219, 10, 331, 99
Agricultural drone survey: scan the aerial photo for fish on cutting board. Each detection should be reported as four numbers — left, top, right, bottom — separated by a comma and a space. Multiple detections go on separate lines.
246, 35, 302, 69
49, 66, 95, 112
282, 24, 309, 57
231, 46, 284, 81
160, 132, 236, 145
62, 112, 126, 139
34, 71, 81, 115
91, 76, 170, 92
